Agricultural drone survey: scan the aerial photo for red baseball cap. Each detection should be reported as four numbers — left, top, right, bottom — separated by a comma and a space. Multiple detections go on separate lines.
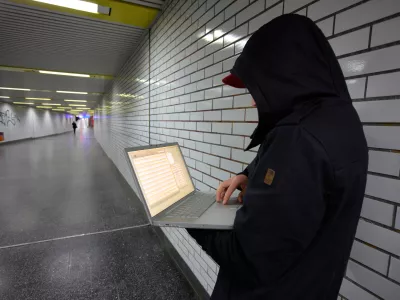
222, 73, 246, 88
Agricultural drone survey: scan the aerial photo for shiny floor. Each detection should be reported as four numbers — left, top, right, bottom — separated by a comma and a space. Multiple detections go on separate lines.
0, 129, 196, 300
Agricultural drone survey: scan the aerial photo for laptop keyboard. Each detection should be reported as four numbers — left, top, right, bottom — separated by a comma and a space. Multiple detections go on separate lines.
167, 194, 216, 219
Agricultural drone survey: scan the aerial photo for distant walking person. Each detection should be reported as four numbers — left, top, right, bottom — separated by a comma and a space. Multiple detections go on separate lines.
72, 121, 77, 134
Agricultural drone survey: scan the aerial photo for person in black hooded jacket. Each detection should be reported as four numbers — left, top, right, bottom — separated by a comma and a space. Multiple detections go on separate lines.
187, 14, 368, 300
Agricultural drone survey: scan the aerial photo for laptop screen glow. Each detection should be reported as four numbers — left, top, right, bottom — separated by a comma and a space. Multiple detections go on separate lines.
128, 145, 195, 217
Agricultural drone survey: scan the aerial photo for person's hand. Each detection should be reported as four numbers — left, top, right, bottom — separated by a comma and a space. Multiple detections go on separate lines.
216, 174, 248, 205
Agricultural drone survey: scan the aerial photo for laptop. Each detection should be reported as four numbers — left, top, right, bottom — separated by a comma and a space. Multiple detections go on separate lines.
125, 143, 241, 229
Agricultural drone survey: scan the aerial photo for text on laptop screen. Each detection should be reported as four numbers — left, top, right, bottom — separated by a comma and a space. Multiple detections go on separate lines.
128, 145, 195, 217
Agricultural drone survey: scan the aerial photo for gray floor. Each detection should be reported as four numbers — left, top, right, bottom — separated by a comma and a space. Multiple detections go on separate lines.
0, 128, 196, 299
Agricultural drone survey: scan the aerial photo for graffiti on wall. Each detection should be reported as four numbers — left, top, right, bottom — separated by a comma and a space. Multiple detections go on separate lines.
0, 110, 20, 127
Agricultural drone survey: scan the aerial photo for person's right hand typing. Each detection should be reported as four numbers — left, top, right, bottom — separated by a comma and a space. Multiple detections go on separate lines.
216, 174, 248, 205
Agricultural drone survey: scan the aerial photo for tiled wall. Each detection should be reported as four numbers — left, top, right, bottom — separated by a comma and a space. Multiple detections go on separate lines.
95, 0, 400, 298
0, 103, 71, 143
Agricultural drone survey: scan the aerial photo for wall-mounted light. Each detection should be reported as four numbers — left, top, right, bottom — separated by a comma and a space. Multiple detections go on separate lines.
32, 0, 110, 15
0, 87, 30, 91
64, 100, 87, 102
39, 70, 90, 78
57, 91, 88, 94
14, 102, 34, 105
42, 103, 61, 106
36, 106, 53, 109
69, 104, 86, 107
26, 97, 51, 100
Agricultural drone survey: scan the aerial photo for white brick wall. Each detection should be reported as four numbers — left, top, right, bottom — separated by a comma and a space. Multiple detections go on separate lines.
95, 0, 400, 298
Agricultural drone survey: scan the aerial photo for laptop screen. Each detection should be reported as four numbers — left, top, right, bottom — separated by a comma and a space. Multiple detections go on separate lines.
127, 145, 195, 217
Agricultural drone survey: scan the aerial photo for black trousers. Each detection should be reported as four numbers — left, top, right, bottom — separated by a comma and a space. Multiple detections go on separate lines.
73, 128, 76, 134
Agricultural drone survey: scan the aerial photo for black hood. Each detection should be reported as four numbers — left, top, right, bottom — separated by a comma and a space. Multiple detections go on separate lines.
231, 14, 351, 150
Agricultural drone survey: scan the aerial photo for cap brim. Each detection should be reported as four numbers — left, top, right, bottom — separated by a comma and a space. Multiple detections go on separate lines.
222, 73, 246, 88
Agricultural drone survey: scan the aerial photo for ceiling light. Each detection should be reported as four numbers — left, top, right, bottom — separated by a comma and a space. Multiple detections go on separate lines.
39, 70, 90, 78
69, 104, 86, 107
26, 97, 51, 100
57, 91, 88, 94
14, 102, 34, 105
42, 103, 61, 106
36, 106, 52, 109
0, 87, 30, 91
0, 96, 10, 99
33, 0, 99, 14
64, 100, 87, 102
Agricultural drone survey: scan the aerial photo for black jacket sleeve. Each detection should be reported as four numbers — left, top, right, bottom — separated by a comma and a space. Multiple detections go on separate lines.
188, 126, 331, 283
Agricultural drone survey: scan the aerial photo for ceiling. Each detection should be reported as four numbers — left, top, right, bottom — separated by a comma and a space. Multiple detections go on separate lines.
0, 0, 163, 114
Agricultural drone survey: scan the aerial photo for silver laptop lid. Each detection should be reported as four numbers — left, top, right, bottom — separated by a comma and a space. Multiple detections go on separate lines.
126, 143, 195, 217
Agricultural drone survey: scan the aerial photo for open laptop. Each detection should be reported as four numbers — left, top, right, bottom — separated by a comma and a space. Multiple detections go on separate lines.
125, 143, 241, 229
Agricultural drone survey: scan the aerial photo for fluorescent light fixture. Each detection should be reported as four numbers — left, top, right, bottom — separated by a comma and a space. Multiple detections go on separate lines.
26, 97, 51, 100
0, 87, 30, 91
69, 104, 86, 107
64, 100, 87, 102
33, 0, 99, 14
0, 96, 10, 99
36, 106, 52, 109
14, 102, 34, 105
39, 70, 90, 78
57, 91, 88, 95
42, 103, 61, 106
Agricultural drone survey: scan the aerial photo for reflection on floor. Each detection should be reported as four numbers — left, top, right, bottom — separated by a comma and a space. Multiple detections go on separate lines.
0, 129, 196, 299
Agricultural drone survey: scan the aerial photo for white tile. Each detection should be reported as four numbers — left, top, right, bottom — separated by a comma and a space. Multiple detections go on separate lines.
213, 72, 229, 86
211, 144, 231, 158
249, 3, 283, 33
223, 85, 246, 96
308, 0, 362, 21
212, 122, 232, 133
221, 158, 243, 173
198, 6, 215, 27
185, 62, 198, 75
236, 0, 264, 25
190, 112, 204, 121
211, 166, 230, 180
234, 94, 253, 107
205, 63, 223, 77
197, 100, 213, 110
203, 173, 220, 188
213, 97, 233, 109
206, 11, 224, 33
204, 133, 221, 144
354, 100, 400, 123
191, 70, 205, 82
366, 174, 400, 204
215, 0, 235, 15
364, 126, 400, 150
351, 240, 390, 274
339, 45, 400, 77
389, 257, 400, 282
316, 17, 334, 37
190, 168, 203, 181
185, 102, 197, 112
205, 87, 223, 99
234, 37, 250, 54
361, 197, 394, 226
214, 18, 235, 39
245, 108, 258, 121
214, 45, 234, 63
191, 91, 205, 102
284, 0, 314, 13
222, 109, 245, 121
223, 24, 249, 46
185, 122, 197, 130
368, 150, 400, 176
203, 153, 220, 167
190, 131, 204, 142
367, 72, 400, 98
266, 0, 280, 8
204, 110, 222, 121
198, 55, 214, 70
179, 130, 190, 139
196, 161, 211, 174
185, 139, 196, 149
205, 38, 224, 56
347, 260, 400, 300
197, 122, 212, 132
335, 0, 400, 34
231, 148, 256, 163
329, 28, 370, 56
223, 55, 239, 72
221, 134, 244, 148
346, 78, 366, 99
340, 278, 379, 300
396, 209, 400, 230
233, 123, 257, 135
197, 78, 214, 90
371, 16, 400, 47
225, 0, 249, 20
356, 219, 400, 255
